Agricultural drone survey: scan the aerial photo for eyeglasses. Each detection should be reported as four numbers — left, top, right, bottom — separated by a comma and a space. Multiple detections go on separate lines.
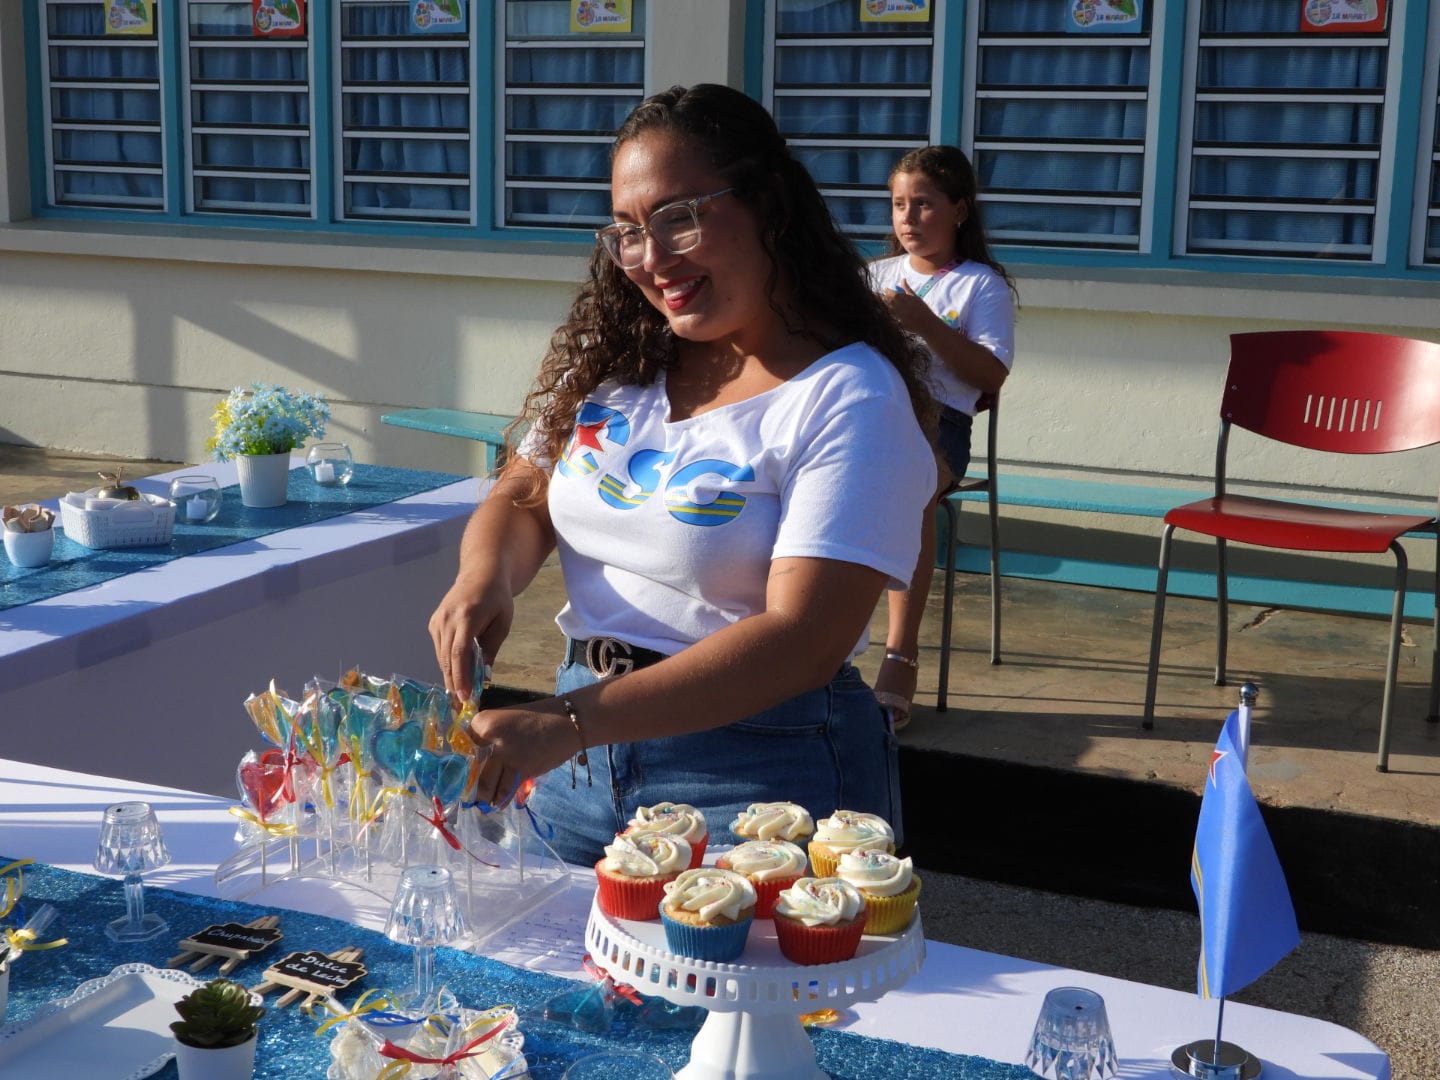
596, 187, 734, 269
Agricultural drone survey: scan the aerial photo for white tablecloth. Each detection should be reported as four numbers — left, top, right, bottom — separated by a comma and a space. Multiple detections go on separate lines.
0, 759, 1389, 1080
0, 462, 482, 795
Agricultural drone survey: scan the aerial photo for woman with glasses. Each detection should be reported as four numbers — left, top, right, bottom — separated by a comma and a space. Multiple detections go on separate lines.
429, 83, 937, 866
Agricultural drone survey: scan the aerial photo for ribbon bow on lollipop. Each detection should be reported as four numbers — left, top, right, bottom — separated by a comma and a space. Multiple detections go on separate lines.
375, 1009, 515, 1080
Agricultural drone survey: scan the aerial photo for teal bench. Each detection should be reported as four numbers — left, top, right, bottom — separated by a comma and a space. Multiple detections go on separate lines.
380, 409, 514, 473
946, 474, 1437, 620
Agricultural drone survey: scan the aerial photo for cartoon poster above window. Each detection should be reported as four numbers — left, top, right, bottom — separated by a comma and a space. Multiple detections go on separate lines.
1067, 0, 1143, 33
411, 0, 467, 34
1300, 0, 1387, 33
571, 0, 632, 33
252, 0, 305, 37
105, 0, 155, 36
859, 0, 929, 22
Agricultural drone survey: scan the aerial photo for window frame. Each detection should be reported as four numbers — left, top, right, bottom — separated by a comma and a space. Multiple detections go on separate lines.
1410, 2, 1440, 266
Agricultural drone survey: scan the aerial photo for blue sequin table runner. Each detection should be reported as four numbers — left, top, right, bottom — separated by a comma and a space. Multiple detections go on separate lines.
0, 860, 1030, 1080
0, 465, 466, 613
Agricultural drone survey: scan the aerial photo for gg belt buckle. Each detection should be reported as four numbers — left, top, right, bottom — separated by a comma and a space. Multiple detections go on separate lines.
584, 636, 634, 678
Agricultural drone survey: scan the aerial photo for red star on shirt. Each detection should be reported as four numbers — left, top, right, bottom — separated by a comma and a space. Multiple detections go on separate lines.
572, 418, 609, 453
1208, 748, 1227, 787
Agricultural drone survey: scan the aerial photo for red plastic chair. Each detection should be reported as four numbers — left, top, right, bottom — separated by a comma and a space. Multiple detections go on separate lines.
936, 392, 1001, 713
1141, 330, 1440, 772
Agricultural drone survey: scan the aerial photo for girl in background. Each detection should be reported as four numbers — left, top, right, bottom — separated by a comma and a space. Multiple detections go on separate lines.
868, 145, 1017, 730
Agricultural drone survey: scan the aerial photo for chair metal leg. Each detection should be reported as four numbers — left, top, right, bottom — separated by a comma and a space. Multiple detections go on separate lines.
1215, 538, 1229, 687
1143, 524, 1176, 731
1377, 542, 1409, 773
936, 497, 958, 714
987, 482, 1001, 665
1429, 555, 1439, 725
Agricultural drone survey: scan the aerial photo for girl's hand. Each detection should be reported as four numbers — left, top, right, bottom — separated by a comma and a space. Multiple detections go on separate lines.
467, 699, 576, 808
428, 574, 514, 699
881, 280, 942, 336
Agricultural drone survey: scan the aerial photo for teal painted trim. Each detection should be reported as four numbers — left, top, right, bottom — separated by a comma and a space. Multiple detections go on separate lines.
23, 1, 47, 212
158, 0, 184, 220
1382, 0, 1431, 273
994, 245, 1440, 281
940, 545, 1435, 621
473, 3, 497, 232
742, 0, 766, 101
1146, 0, 1187, 260
381, 408, 516, 472
936, 0, 965, 141
309, 0, 334, 225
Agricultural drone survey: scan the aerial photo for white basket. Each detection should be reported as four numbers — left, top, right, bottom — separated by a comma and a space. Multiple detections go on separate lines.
59, 493, 176, 549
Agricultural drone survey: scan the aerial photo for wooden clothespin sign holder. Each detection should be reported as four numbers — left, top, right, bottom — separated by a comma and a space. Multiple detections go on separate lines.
167, 915, 282, 975
254, 947, 366, 1008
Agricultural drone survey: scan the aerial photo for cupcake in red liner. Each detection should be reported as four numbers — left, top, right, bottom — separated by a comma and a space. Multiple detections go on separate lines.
659, 868, 757, 962
836, 849, 921, 934
716, 839, 808, 919
772, 877, 867, 965
807, 810, 895, 878
730, 801, 815, 846
594, 829, 692, 921
627, 802, 708, 868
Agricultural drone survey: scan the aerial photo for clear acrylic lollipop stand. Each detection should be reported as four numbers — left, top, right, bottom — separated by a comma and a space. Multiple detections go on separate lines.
585, 899, 926, 1080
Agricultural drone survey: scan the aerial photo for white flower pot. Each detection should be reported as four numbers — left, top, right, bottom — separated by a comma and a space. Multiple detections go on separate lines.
173, 1033, 258, 1080
236, 453, 291, 508
0, 959, 10, 1021
3, 527, 54, 568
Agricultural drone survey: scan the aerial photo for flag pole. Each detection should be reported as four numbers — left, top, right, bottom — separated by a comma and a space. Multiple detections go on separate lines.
1213, 996, 1225, 1066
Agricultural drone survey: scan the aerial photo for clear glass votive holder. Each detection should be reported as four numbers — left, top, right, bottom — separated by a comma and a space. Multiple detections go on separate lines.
564, 1050, 674, 1080
168, 474, 222, 524
306, 442, 354, 487
384, 865, 467, 1011
1025, 986, 1118, 1080
94, 801, 172, 943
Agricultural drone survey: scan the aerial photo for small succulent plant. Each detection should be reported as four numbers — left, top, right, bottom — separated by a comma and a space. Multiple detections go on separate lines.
170, 978, 264, 1049
2, 504, 55, 534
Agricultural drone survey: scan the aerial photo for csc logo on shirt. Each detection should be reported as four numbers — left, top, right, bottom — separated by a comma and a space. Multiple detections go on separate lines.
558, 403, 753, 527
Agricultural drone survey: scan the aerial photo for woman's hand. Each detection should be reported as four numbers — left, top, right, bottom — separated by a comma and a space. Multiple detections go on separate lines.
881, 280, 943, 337
467, 699, 577, 809
428, 574, 514, 700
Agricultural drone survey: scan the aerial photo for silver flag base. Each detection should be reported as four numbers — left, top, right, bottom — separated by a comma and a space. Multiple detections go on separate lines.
1170, 1040, 1263, 1079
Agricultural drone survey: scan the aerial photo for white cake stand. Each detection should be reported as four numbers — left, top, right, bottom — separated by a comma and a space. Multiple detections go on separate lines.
584, 901, 926, 1080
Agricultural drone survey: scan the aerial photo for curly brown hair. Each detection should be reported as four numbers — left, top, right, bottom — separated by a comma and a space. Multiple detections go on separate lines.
509, 84, 937, 500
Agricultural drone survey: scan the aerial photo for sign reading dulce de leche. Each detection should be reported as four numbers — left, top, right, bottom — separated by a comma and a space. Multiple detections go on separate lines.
263, 950, 368, 994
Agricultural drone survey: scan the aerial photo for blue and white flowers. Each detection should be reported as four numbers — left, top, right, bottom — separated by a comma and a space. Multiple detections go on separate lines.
207, 383, 330, 461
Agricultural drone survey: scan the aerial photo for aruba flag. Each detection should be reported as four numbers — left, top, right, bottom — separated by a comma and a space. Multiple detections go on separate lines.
1190, 709, 1300, 999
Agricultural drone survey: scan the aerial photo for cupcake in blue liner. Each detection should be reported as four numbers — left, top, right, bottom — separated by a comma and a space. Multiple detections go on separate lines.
658, 867, 757, 962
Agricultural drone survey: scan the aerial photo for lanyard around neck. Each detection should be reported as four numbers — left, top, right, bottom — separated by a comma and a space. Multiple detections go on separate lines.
913, 259, 962, 300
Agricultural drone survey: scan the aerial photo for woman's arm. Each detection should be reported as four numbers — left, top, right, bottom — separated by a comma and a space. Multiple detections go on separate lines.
882, 280, 1009, 393
428, 459, 557, 698
467, 555, 888, 805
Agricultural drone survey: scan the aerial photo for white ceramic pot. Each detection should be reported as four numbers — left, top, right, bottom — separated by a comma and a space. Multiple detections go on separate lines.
235, 452, 291, 508
173, 1033, 258, 1080
0, 959, 10, 1021
3, 527, 54, 568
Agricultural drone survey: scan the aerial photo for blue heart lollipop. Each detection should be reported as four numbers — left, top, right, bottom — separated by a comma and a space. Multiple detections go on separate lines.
372, 721, 422, 784
413, 749, 469, 807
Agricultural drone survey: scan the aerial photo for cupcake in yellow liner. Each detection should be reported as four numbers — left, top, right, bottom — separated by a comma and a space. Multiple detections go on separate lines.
807, 810, 895, 878
627, 802, 709, 868
836, 849, 921, 934
595, 828, 692, 921
730, 801, 815, 845
715, 839, 808, 919
772, 877, 867, 965
659, 867, 757, 962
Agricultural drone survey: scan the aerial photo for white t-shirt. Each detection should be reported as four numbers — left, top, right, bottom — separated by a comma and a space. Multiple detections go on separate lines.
541, 342, 936, 657
868, 255, 1014, 416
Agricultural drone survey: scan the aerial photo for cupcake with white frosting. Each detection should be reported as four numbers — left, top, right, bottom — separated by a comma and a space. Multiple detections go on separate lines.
627, 802, 709, 868
595, 829, 691, 921
807, 810, 895, 878
771, 877, 868, 964
836, 849, 921, 934
730, 801, 815, 845
659, 867, 757, 961
716, 839, 808, 918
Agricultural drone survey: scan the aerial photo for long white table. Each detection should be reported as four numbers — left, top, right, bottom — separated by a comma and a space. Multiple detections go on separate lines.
0, 462, 481, 796
0, 759, 1390, 1080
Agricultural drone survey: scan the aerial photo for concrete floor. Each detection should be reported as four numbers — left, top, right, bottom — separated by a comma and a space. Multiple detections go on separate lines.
4, 445, 1438, 1077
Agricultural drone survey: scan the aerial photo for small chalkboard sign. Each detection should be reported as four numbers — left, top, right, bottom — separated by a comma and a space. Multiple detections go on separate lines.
262, 949, 368, 997
181, 921, 284, 957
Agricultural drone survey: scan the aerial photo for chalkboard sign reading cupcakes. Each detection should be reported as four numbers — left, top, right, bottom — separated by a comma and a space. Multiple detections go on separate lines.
168, 914, 282, 974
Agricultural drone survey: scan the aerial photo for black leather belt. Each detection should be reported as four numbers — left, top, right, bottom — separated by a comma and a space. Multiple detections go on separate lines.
565, 636, 669, 678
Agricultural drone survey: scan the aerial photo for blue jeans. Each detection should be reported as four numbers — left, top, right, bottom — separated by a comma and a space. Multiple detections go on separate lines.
526, 659, 904, 866
937, 405, 973, 482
